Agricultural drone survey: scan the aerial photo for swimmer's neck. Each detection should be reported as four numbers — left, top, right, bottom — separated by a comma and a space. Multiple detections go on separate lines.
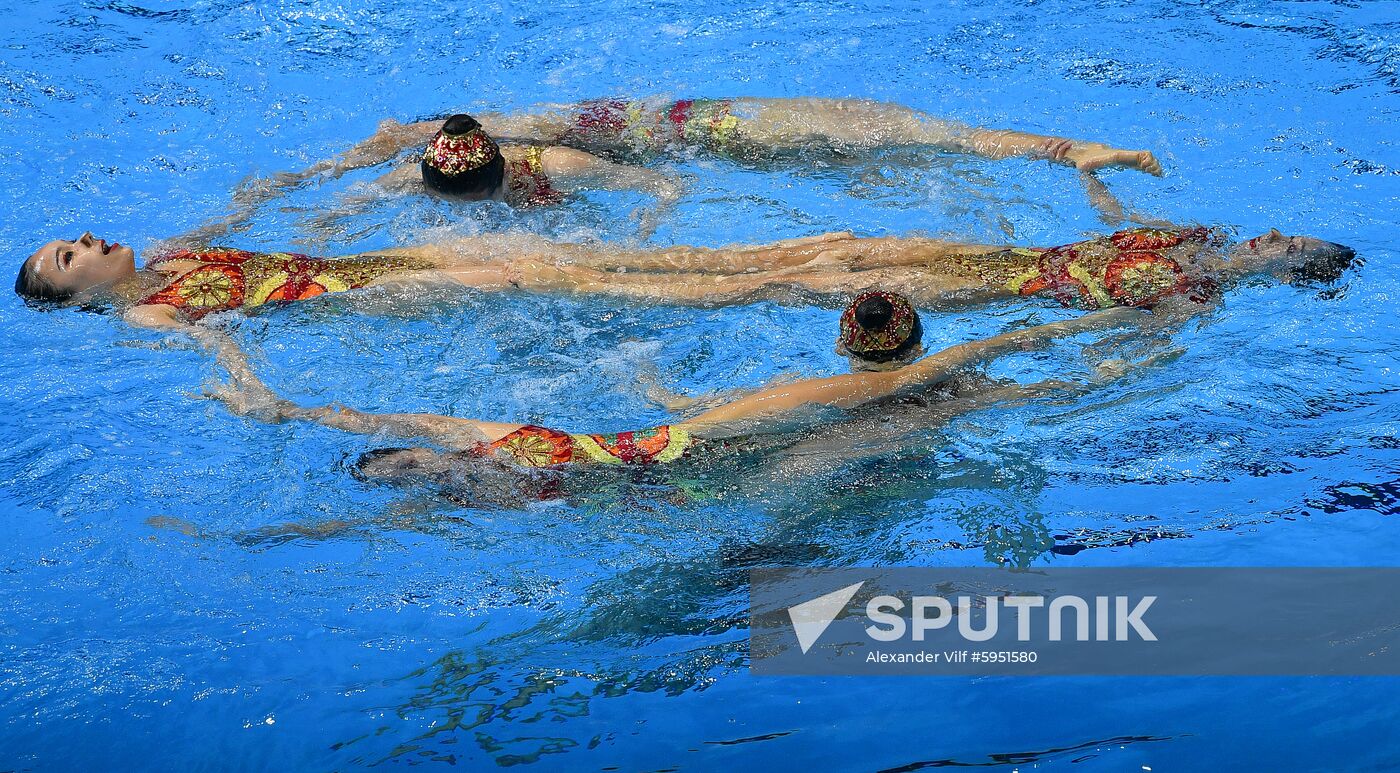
92, 271, 162, 307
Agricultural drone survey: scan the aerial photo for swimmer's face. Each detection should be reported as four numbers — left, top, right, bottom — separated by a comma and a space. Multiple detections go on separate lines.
21, 233, 137, 297
1234, 229, 1357, 283
836, 336, 924, 373
840, 346, 924, 373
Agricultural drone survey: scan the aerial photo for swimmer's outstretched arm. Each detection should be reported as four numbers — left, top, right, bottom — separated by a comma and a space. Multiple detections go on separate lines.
1078, 171, 1177, 228
239, 106, 572, 201
198, 118, 447, 240
207, 357, 517, 450
124, 303, 265, 393
684, 307, 1141, 430
283, 119, 440, 186
208, 310, 1137, 450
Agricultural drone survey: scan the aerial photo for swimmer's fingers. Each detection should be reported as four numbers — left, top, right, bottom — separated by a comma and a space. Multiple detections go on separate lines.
1092, 359, 1134, 381
634, 205, 663, 241
644, 384, 701, 412
1041, 137, 1073, 162
1126, 150, 1163, 176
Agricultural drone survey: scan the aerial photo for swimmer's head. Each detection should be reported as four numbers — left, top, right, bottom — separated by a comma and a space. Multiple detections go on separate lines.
1229, 229, 1357, 283
420, 114, 506, 200
351, 446, 563, 507
352, 447, 464, 483
15, 232, 137, 305
836, 291, 924, 372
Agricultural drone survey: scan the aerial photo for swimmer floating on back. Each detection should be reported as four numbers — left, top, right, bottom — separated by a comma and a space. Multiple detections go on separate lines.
221, 96, 1165, 237
208, 293, 1142, 504
500, 222, 1356, 312
13, 222, 1355, 336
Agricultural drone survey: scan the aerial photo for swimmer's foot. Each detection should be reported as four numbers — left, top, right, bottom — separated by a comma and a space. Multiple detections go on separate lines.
1065, 143, 1163, 176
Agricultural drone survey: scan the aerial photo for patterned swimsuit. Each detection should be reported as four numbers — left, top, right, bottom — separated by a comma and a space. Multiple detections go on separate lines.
501, 145, 565, 207
478, 424, 700, 468
138, 248, 428, 322
981, 227, 1222, 309
558, 98, 741, 155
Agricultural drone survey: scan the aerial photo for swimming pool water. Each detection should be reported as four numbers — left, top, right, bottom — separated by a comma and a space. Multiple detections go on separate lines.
2, 0, 1399, 769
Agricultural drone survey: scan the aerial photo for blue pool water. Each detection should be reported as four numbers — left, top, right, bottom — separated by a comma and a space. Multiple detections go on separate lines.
3, 0, 1399, 769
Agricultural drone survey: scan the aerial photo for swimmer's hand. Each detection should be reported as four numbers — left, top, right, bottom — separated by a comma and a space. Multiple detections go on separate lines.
634, 177, 684, 241
1061, 142, 1163, 176
230, 165, 332, 210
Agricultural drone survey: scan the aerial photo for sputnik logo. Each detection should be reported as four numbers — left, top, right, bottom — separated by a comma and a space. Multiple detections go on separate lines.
787, 581, 866, 654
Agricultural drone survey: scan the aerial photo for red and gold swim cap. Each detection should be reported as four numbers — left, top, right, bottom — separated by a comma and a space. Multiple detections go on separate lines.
423, 123, 500, 176
838, 291, 920, 360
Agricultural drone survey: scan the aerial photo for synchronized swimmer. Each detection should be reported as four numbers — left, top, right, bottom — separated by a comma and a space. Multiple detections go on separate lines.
219, 96, 1165, 236
13, 225, 1351, 331
209, 292, 1140, 503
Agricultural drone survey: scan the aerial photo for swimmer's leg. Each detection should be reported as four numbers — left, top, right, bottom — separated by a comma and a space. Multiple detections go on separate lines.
734, 97, 1161, 173
510, 260, 992, 307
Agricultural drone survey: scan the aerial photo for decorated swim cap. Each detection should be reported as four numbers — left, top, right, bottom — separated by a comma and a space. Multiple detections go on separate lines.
422, 114, 500, 176
838, 291, 921, 362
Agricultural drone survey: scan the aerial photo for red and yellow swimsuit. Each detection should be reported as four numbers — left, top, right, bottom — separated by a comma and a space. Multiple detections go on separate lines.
501, 145, 565, 207
138, 248, 428, 322
479, 424, 699, 468
560, 98, 741, 154
996, 227, 1222, 309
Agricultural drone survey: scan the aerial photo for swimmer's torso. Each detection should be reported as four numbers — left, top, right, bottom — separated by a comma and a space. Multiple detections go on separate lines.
478, 424, 701, 468
961, 227, 1223, 309
139, 248, 431, 321
555, 98, 742, 156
